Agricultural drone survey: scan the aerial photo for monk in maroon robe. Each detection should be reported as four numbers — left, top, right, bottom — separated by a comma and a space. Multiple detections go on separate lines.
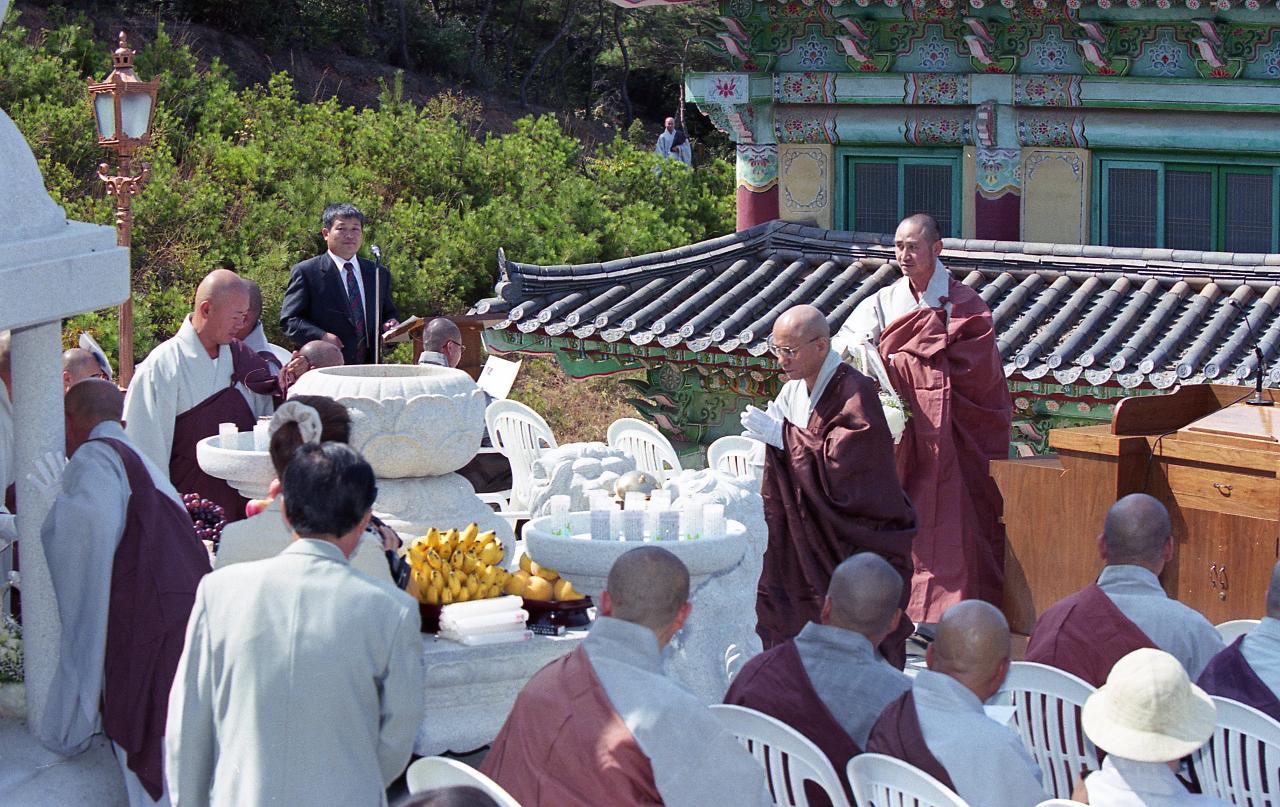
1198, 561, 1280, 722
835, 214, 1011, 622
744, 305, 916, 667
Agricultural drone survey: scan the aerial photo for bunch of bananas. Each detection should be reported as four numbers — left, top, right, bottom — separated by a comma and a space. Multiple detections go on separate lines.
406, 524, 510, 606
504, 553, 586, 602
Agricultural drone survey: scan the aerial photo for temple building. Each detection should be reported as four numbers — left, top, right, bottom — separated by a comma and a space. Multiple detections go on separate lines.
473, 0, 1280, 457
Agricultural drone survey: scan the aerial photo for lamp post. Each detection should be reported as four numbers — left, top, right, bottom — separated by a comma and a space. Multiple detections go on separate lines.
88, 32, 158, 387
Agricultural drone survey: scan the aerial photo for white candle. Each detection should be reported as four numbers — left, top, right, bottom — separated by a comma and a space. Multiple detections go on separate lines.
252, 421, 270, 451
703, 503, 725, 540
549, 495, 571, 536
680, 498, 703, 541
589, 494, 612, 542
218, 422, 239, 448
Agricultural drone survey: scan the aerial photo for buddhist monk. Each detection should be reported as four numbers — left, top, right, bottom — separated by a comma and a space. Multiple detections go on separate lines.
122, 270, 275, 519
1198, 560, 1280, 721
725, 553, 910, 806
62, 347, 105, 392
834, 213, 1011, 624
1025, 493, 1223, 686
867, 601, 1047, 807
483, 546, 772, 807
742, 303, 916, 666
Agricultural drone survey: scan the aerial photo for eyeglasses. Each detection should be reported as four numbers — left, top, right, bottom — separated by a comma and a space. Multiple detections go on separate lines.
446, 339, 466, 353
767, 335, 821, 359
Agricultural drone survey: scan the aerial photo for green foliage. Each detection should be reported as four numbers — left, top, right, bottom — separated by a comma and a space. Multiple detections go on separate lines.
0, 12, 734, 360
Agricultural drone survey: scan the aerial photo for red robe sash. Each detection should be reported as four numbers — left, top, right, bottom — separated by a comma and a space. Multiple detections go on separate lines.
759, 363, 916, 667
168, 340, 268, 521
481, 646, 664, 807
877, 277, 1011, 622
1024, 583, 1157, 688
724, 640, 859, 807
1198, 636, 1280, 723
96, 437, 212, 799
866, 689, 956, 791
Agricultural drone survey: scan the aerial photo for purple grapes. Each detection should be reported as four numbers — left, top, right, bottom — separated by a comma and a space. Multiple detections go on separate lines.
184, 493, 227, 545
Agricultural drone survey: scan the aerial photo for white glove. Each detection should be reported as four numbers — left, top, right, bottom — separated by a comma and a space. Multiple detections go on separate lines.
741, 403, 784, 450
26, 450, 68, 496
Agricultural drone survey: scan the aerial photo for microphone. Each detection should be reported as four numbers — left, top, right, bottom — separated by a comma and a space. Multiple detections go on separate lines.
371, 244, 383, 365
371, 244, 382, 263
1229, 297, 1273, 407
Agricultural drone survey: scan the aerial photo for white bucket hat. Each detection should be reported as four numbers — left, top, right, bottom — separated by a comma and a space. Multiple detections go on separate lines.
1082, 647, 1217, 763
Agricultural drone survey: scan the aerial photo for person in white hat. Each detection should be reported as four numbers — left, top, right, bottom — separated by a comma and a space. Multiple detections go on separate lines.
1079, 647, 1230, 805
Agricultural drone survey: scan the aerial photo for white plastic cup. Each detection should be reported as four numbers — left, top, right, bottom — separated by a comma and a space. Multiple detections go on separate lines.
218, 422, 239, 448
703, 503, 725, 540
252, 422, 270, 451
549, 495, 571, 536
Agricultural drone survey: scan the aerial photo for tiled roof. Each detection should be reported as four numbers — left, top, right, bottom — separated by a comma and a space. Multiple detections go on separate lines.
472, 221, 1280, 391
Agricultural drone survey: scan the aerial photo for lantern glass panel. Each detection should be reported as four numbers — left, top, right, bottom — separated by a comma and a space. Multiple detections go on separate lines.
94, 93, 116, 140
121, 92, 152, 139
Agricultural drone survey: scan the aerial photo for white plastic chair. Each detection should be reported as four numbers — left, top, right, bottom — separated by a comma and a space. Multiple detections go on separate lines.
1217, 619, 1261, 644
846, 753, 969, 807
707, 434, 757, 478
485, 399, 557, 514
265, 343, 293, 366
607, 417, 683, 485
405, 756, 523, 806
1004, 661, 1100, 800
1192, 695, 1280, 805
709, 703, 851, 807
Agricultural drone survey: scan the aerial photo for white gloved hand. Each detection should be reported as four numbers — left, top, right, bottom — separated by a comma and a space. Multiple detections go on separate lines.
26, 450, 68, 496
740, 404, 784, 449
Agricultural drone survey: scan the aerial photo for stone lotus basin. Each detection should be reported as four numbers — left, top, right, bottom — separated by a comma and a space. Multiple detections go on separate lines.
196, 432, 274, 500
288, 364, 487, 478
522, 513, 746, 599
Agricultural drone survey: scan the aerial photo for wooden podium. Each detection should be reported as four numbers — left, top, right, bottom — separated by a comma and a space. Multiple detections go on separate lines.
992, 384, 1280, 635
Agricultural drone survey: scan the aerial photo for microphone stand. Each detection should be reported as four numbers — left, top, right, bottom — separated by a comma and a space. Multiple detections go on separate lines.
371, 244, 383, 365
1231, 298, 1273, 407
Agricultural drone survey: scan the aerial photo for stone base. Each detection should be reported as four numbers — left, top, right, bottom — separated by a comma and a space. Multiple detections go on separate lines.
375, 474, 516, 560
0, 719, 128, 807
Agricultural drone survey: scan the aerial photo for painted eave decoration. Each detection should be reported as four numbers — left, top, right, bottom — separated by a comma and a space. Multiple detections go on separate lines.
472, 221, 1280, 391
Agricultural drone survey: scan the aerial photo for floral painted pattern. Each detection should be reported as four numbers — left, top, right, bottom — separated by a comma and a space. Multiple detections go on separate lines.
794, 32, 836, 71
736, 145, 778, 192
976, 148, 1021, 198
1027, 26, 1083, 73
905, 73, 969, 104
904, 112, 970, 146
1134, 30, 1193, 78
1017, 114, 1087, 148
1013, 75, 1082, 107
776, 113, 836, 144
775, 72, 835, 104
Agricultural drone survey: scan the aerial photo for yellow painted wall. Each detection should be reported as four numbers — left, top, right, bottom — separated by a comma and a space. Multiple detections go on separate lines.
1021, 148, 1091, 245
779, 144, 834, 229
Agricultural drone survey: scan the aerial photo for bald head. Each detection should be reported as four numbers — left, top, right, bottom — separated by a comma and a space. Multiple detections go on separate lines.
64, 378, 123, 454
299, 340, 344, 370
1102, 493, 1172, 569
62, 348, 101, 391
422, 317, 463, 353
899, 213, 941, 244
195, 269, 246, 307
825, 553, 903, 639
192, 270, 249, 351
928, 600, 1011, 699
774, 304, 830, 342
604, 547, 690, 638
235, 280, 264, 340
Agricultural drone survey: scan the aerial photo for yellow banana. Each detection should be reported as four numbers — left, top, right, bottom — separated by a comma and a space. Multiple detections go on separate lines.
425, 549, 443, 570
462, 551, 479, 574
440, 587, 454, 605
460, 522, 479, 546
423, 585, 440, 605
425, 527, 441, 551
408, 539, 430, 567
479, 542, 503, 566
448, 571, 463, 596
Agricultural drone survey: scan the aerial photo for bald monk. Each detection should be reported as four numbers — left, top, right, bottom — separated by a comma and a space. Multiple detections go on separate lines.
483, 547, 772, 807
37, 380, 210, 806
123, 270, 274, 520
868, 601, 1047, 807
416, 316, 465, 368
834, 213, 1011, 624
235, 280, 289, 374
1198, 560, 1280, 721
742, 304, 916, 665
725, 553, 910, 807
1026, 493, 1223, 686
63, 347, 106, 392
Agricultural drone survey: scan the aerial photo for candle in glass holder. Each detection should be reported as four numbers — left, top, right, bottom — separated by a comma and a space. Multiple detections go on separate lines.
610, 509, 624, 542
252, 421, 270, 451
657, 506, 680, 542
679, 498, 704, 541
589, 494, 612, 541
703, 503, 725, 540
622, 492, 646, 542
549, 495, 571, 537
218, 422, 239, 448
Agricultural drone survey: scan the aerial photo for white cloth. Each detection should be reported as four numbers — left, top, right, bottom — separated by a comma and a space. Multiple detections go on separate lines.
586, 616, 773, 807
36, 421, 184, 759
911, 669, 1048, 807
771, 349, 843, 429
0, 384, 12, 490
793, 622, 910, 747
1097, 565, 1224, 680
215, 498, 393, 583
122, 316, 274, 474
832, 259, 952, 356
1240, 616, 1280, 698
165, 538, 423, 807
416, 350, 448, 367
655, 130, 692, 166
1084, 755, 1230, 806
328, 250, 368, 306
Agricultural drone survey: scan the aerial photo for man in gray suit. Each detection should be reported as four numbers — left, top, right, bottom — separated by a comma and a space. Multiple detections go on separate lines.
165, 442, 423, 807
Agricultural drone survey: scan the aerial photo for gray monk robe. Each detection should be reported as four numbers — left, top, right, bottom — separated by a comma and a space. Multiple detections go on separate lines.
759, 350, 916, 666
483, 616, 772, 807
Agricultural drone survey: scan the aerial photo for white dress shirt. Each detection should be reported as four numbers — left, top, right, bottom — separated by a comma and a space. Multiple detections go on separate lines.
1239, 616, 1280, 698
1097, 565, 1224, 680
329, 250, 368, 307
833, 259, 952, 355
1085, 756, 1231, 806
912, 669, 1049, 807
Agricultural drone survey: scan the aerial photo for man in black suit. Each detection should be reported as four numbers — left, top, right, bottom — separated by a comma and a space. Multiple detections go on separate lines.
280, 203, 399, 365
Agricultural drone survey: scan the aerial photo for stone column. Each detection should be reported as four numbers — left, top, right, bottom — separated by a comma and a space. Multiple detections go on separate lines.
735, 144, 779, 231
13, 321, 65, 732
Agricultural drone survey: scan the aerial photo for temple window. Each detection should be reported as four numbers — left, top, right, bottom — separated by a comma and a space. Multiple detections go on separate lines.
836, 148, 962, 238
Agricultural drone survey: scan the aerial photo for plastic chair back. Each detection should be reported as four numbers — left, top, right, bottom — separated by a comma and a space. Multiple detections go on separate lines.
405, 756, 523, 806
1216, 619, 1261, 644
846, 753, 969, 807
707, 434, 757, 478
266, 343, 293, 365
1004, 662, 1100, 800
1192, 695, 1280, 804
607, 417, 682, 484
709, 703, 851, 807
485, 399, 557, 511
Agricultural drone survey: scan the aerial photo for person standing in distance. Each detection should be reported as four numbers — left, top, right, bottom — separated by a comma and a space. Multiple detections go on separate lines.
280, 203, 398, 365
